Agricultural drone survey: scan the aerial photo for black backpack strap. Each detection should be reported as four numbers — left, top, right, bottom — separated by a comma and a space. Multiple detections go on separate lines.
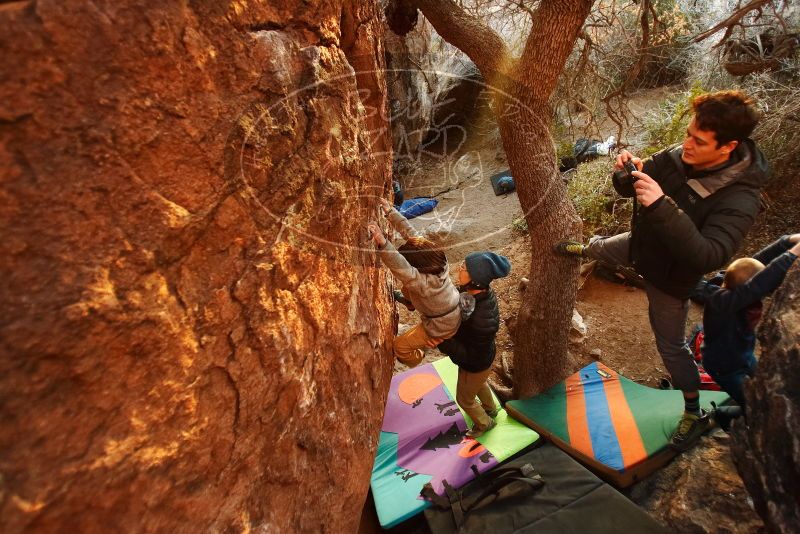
462, 464, 544, 515
421, 482, 450, 509
421, 465, 545, 530
421, 479, 468, 529
442, 480, 465, 528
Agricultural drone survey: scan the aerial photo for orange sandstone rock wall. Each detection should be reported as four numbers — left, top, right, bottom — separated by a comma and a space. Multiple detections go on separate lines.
0, 1, 393, 531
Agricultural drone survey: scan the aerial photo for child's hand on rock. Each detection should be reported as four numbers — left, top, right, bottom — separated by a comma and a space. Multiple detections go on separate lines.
378, 198, 392, 215
368, 222, 386, 247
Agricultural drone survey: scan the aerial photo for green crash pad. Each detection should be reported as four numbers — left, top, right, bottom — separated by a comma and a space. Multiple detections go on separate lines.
506, 362, 729, 487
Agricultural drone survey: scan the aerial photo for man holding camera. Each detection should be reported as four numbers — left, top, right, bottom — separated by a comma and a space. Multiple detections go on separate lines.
555, 90, 769, 450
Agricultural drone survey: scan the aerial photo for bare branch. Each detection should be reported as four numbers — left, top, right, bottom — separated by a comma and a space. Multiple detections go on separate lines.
406, 0, 510, 78
692, 0, 774, 43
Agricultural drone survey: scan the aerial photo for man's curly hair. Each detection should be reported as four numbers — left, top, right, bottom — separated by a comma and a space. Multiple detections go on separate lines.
398, 236, 447, 275
691, 90, 760, 146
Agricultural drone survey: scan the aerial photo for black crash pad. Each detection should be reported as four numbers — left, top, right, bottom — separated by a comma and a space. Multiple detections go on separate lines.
424, 443, 668, 533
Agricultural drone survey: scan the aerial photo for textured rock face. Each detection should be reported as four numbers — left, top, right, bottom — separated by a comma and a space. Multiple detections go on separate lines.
629, 431, 763, 533
384, 16, 438, 161
384, 4, 482, 165
0, 1, 393, 532
731, 264, 800, 533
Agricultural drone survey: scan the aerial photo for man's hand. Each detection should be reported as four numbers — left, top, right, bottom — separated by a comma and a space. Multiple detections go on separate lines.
632, 172, 664, 207
615, 149, 643, 172
368, 222, 387, 247
788, 233, 800, 244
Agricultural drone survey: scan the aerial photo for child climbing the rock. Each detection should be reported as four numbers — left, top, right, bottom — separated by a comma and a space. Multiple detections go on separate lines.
368, 198, 461, 368
691, 233, 800, 425
437, 252, 511, 438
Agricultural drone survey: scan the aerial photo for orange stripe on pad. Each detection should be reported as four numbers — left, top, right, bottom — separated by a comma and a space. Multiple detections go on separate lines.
565, 372, 593, 458
598, 363, 648, 468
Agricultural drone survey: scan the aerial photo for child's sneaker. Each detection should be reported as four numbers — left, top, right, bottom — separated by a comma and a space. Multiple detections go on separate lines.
466, 418, 496, 439
484, 406, 499, 418
553, 240, 586, 257
397, 349, 424, 368
670, 410, 711, 451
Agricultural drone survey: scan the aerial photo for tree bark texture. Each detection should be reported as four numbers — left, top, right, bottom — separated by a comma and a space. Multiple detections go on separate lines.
0, 1, 393, 531
731, 263, 800, 533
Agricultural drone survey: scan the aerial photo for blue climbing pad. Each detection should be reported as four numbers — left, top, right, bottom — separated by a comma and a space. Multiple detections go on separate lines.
398, 197, 438, 219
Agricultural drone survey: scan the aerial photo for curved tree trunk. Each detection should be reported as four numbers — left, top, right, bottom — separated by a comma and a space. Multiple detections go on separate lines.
731, 263, 800, 532
406, 0, 592, 398
498, 96, 583, 398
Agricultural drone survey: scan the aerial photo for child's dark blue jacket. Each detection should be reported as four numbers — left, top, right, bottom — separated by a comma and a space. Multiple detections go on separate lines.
691, 236, 797, 374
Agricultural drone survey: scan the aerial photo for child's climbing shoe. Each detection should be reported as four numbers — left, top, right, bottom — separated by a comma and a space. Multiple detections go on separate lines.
466, 418, 497, 439
397, 349, 424, 368
484, 406, 499, 418
393, 290, 415, 311
553, 240, 586, 257
670, 410, 711, 451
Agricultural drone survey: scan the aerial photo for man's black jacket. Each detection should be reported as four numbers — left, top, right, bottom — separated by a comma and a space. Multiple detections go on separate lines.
437, 289, 499, 373
614, 139, 769, 299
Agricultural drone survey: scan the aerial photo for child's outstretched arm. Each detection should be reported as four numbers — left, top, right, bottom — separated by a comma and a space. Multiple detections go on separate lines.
368, 221, 420, 285
752, 234, 800, 265
379, 198, 420, 240
708, 243, 799, 313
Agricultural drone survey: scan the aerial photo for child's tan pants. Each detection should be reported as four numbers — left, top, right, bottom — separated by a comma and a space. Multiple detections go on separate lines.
393, 323, 441, 367
456, 368, 495, 430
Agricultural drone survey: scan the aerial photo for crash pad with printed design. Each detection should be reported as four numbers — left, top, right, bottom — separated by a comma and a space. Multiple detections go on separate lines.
370, 358, 540, 528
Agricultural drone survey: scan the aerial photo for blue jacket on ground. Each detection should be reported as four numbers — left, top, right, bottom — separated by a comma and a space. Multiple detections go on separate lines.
692, 235, 798, 375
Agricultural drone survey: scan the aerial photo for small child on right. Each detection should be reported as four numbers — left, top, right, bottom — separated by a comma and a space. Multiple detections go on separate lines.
692, 233, 800, 411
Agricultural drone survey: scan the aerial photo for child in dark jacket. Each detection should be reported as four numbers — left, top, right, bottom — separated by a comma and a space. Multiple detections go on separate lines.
437, 252, 511, 438
692, 234, 800, 409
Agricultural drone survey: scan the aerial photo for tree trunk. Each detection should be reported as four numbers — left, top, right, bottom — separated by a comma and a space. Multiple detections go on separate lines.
499, 93, 583, 398
406, 0, 593, 399
730, 263, 800, 532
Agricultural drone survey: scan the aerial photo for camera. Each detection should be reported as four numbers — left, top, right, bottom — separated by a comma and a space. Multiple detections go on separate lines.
613, 159, 638, 187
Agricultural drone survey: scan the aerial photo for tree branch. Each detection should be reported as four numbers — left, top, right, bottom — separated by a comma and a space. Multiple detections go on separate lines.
692, 0, 773, 43
518, 0, 594, 100
406, 0, 510, 78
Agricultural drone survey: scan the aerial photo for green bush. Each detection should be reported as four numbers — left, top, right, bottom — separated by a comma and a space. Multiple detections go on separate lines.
511, 215, 528, 235
567, 159, 632, 238
641, 83, 705, 155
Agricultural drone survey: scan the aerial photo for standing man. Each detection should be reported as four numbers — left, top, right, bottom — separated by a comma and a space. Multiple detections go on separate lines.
555, 90, 769, 450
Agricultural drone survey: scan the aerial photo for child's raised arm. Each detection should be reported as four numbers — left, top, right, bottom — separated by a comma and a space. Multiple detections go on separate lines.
379, 198, 420, 240
752, 234, 800, 265
708, 250, 798, 312
369, 218, 421, 285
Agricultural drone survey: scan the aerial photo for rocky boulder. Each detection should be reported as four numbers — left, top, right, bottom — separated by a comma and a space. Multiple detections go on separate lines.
0, 1, 393, 531
629, 430, 764, 532
731, 263, 800, 532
